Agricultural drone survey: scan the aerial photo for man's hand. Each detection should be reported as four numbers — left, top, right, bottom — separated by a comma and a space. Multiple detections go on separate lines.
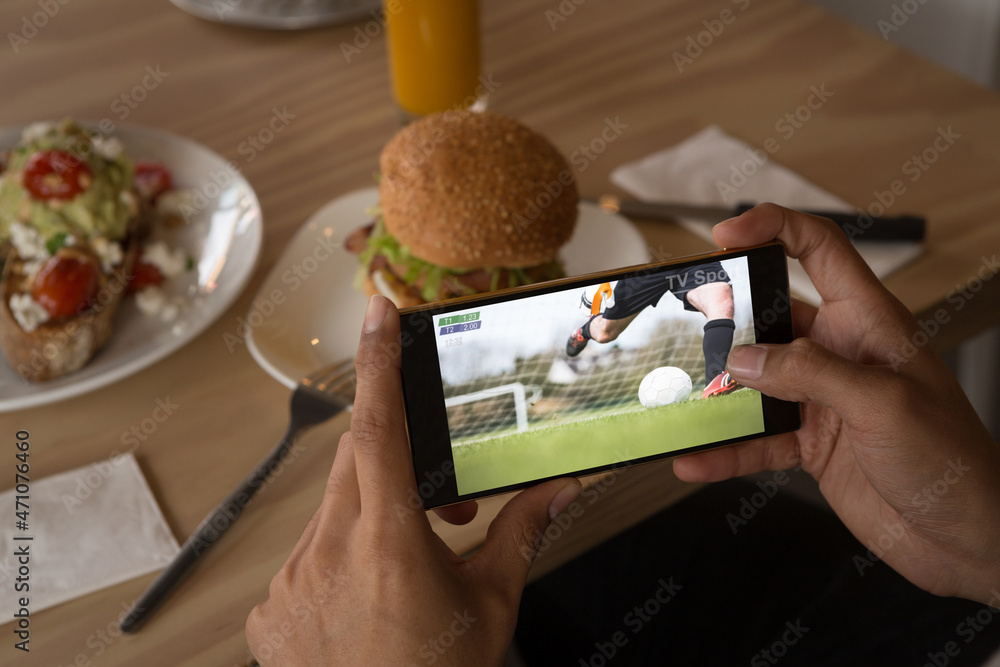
674, 204, 1000, 604
246, 295, 580, 666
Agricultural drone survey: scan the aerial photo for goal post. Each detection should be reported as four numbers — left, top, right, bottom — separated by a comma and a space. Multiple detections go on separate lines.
444, 382, 541, 433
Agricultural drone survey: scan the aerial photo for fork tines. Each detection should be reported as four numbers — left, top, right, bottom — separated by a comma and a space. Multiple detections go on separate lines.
303, 358, 356, 396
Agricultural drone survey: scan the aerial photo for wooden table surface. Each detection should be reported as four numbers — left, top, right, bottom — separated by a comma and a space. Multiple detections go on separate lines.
3, 0, 1000, 664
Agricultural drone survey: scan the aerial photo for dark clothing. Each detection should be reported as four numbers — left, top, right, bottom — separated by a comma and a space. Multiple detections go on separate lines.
603, 261, 731, 320
703, 318, 735, 382
515, 478, 1000, 667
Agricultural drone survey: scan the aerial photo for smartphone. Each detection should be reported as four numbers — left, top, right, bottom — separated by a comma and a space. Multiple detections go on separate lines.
398, 242, 800, 509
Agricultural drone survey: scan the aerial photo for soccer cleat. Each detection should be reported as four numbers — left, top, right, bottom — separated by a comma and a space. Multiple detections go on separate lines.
701, 371, 739, 399
565, 327, 589, 357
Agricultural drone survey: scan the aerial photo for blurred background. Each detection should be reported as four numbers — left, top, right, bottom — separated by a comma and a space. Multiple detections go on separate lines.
806, 0, 1000, 441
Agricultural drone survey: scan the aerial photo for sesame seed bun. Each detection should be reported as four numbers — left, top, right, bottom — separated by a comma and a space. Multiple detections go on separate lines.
378, 111, 578, 269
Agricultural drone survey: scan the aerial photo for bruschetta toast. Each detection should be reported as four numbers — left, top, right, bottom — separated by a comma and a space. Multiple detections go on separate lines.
0, 118, 182, 382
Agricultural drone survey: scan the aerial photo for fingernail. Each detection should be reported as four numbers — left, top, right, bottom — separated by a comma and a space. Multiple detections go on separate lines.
548, 482, 581, 520
363, 295, 388, 333
728, 345, 767, 380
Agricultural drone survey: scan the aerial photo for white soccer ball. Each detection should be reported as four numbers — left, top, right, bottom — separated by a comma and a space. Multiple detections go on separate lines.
579, 281, 617, 316
638, 366, 692, 408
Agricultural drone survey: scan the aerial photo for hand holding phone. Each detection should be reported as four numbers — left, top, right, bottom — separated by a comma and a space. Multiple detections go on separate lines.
674, 205, 1000, 607
247, 294, 581, 666
249, 206, 1000, 667
400, 243, 801, 509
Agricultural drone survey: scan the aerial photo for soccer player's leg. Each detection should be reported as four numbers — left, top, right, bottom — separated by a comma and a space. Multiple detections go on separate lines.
566, 315, 598, 357
680, 274, 739, 398
565, 312, 641, 356
565, 276, 666, 357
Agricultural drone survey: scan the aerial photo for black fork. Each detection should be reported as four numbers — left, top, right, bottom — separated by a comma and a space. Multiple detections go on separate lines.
120, 359, 357, 633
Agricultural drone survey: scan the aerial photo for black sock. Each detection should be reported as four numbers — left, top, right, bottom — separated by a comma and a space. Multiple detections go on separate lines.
581, 315, 597, 340
703, 319, 735, 384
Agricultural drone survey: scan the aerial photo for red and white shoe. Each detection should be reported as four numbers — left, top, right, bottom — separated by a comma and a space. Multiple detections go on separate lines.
701, 372, 739, 399
565, 327, 589, 357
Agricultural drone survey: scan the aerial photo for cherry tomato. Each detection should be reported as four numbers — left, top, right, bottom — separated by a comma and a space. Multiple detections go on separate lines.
128, 260, 165, 293
23, 150, 93, 201
31, 254, 100, 319
134, 160, 173, 202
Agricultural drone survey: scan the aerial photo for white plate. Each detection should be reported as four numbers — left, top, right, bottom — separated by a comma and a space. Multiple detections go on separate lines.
247, 187, 649, 389
0, 123, 263, 411
170, 0, 380, 29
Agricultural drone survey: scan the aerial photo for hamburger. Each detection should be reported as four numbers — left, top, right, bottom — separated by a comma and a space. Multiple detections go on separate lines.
347, 111, 578, 306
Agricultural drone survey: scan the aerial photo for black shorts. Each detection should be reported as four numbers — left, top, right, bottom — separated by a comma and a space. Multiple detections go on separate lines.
602, 260, 731, 319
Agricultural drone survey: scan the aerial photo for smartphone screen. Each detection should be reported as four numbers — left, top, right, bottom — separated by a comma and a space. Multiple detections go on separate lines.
399, 243, 799, 508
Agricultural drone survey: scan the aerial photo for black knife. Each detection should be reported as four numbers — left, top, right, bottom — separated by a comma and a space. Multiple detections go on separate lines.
588, 196, 926, 242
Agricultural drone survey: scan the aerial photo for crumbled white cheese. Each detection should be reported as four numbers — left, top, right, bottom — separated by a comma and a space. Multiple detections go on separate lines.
135, 286, 185, 323
135, 286, 167, 317
156, 189, 195, 218
92, 136, 123, 160
9, 222, 50, 262
20, 122, 54, 144
120, 190, 139, 217
21, 259, 45, 281
9, 293, 49, 333
142, 241, 187, 279
91, 237, 123, 273
158, 300, 180, 322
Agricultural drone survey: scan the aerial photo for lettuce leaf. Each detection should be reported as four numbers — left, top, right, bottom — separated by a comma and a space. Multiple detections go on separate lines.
357, 213, 564, 302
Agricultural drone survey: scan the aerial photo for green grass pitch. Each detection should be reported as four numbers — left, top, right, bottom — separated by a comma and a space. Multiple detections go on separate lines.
452, 390, 765, 496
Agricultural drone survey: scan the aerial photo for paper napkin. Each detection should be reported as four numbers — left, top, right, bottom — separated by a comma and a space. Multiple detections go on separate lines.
610, 125, 923, 305
0, 452, 179, 620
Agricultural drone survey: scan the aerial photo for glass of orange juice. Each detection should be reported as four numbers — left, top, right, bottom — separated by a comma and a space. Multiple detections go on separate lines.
383, 0, 482, 120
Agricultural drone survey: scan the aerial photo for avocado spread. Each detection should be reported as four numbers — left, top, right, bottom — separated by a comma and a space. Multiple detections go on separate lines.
0, 118, 134, 245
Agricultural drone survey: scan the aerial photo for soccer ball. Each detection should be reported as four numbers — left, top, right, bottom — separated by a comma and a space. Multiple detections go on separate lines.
638, 366, 692, 408
579, 281, 617, 316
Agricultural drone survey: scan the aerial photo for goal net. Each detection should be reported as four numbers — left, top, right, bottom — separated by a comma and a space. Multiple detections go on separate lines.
439, 279, 757, 445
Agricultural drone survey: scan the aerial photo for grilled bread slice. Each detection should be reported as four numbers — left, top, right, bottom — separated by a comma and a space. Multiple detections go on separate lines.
0, 233, 138, 382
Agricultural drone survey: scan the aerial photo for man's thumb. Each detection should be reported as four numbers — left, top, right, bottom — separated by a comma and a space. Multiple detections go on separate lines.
727, 340, 870, 417
479, 479, 581, 590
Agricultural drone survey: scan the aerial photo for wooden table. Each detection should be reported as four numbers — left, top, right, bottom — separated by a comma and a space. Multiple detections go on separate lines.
3, 0, 1000, 663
